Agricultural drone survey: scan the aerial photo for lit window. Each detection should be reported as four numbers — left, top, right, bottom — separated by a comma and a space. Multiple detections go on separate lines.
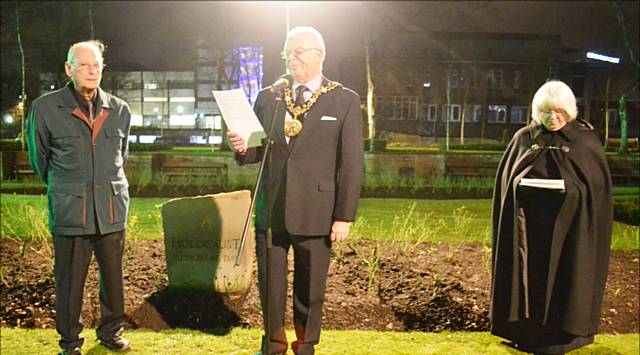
486, 69, 503, 89
513, 71, 521, 90
423, 104, 438, 122
464, 105, 482, 122
510, 106, 529, 124
144, 82, 158, 90
443, 104, 461, 122
390, 96, 418, 120
488, 105, 507, 123
450, 68, 459, 88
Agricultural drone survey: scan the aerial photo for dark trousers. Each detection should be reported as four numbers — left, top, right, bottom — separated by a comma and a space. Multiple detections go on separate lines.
53, 230, 125, 350
256, 230, 332, 355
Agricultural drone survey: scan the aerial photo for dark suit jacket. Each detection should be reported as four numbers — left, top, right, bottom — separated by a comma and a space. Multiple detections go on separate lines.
27, 83, 131, 236
237, 78, 364, 236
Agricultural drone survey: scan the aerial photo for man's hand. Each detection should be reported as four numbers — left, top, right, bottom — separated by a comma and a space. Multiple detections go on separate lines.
330, 221, 351, 242
227, 132, 247, 154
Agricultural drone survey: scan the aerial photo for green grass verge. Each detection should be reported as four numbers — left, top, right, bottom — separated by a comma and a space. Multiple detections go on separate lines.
383, 146, 506, 155
1, 327, 638, 355
613, 186, 640, 196
2, 194, 638, 250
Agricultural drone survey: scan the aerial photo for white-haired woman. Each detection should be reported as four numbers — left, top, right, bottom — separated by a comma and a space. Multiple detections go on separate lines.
490, 80, 613, 354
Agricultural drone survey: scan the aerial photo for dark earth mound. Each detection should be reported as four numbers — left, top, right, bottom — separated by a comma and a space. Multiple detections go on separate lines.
1, 239, 638, 335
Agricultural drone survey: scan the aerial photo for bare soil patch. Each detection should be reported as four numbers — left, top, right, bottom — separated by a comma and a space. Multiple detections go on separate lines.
1, 238, 638, 334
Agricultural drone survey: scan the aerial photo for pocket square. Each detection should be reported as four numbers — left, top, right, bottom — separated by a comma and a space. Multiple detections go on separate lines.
320, 116, 337, 121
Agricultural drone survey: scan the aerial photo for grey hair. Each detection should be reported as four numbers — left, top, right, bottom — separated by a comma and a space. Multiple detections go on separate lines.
66, 40, 105, 63
285, 26, 326, 61
531, 80, 578, 122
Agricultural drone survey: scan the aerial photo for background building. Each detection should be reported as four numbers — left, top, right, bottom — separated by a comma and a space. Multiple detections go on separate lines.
344, 31, 639, 144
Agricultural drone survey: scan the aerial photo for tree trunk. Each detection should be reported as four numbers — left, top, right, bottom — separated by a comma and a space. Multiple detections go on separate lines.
604, 67, 611, 147
460, 73, 470, 145
365, 37, 376, 151
16, 2, 26, 152
445, 64, 451, 151
88, 3, 95, 39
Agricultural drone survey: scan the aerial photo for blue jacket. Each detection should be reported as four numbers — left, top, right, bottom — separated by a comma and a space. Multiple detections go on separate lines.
27, 83, 131, 236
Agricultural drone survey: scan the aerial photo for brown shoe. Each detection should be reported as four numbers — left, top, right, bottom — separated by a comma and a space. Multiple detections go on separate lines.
99, 336, 131, 352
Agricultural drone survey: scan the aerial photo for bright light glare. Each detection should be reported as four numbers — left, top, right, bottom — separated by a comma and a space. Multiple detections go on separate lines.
586, 52, 620, 64
169, 97, 195, 102
139, 135, 157, 144
3, 114, 14, 124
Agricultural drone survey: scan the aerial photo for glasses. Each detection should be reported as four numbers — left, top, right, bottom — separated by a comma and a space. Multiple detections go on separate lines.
280, 47, 321, 59
71, 61, 104, 72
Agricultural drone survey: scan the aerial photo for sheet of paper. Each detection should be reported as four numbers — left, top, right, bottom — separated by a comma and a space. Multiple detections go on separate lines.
519, 178, 565, 190
212, 89, 266, 148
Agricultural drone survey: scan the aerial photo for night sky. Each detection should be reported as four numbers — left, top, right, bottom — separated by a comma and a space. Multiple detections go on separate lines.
83, 1, 640, 82
1, 1, 638, 108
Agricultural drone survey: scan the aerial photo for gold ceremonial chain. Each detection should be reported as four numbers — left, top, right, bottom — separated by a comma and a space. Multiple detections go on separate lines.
283, 81, 342, 137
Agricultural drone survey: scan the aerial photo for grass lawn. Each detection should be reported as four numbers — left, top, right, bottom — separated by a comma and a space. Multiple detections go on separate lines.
1, 327, 638, 355
1, 194, 638, 250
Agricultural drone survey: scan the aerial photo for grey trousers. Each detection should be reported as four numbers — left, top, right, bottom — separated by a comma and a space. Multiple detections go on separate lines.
53, 230, 125, 350
256, 230, 332, 355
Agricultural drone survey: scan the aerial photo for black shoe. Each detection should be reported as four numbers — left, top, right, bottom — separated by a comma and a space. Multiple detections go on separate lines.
59, 347, 81, 355
99, 336, 131, 352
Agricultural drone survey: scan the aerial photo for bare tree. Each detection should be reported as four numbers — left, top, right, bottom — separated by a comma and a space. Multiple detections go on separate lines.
88, 2, 95, 39
459, 67, 472, 145
15, 1, 26, 151
365, 34, 376, 151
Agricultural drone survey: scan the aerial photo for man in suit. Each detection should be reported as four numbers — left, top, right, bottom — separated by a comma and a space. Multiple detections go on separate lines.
27, 40, 132, 355
228, 26, 364, 355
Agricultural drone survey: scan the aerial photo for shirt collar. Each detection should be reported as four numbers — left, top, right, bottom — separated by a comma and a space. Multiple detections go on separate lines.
292, 73, 323, 94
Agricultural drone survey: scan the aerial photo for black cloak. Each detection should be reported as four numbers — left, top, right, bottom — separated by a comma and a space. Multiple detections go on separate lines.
490, 119, 613, 353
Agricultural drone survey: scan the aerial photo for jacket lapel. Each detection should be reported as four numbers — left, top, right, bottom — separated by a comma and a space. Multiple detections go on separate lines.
62, 83, 112, 144
91, 88, 111, 144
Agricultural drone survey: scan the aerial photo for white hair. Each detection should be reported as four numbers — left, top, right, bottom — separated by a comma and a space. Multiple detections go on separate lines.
285, 26, 326, 61
531, 80, 578, 123
66, 40, 105, 63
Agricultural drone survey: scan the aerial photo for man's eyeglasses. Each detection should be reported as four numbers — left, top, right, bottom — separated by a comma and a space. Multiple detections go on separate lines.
71, 61, 105, 72
281, 47, 321, 59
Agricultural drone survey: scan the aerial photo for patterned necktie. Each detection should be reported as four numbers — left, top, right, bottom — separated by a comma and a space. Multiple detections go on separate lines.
287, 85, 309, 146
295, 85, 309, 107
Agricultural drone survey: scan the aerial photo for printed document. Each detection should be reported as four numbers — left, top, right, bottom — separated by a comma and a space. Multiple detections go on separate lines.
212, 89, 266, 148
519, 178, 565, 190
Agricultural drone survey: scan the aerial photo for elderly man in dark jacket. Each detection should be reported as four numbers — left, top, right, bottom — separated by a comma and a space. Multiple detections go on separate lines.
27, 40, 131, 355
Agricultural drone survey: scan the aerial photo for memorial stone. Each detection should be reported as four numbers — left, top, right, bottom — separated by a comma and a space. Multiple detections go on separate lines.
162, 190, 254, 293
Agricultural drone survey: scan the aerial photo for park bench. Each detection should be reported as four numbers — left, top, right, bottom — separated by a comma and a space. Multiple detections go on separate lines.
445, 156, 498, 178
161, 160, 228, 183
607, 138, 639, 152
607, 158, 640, 186
14, 153, 35, 180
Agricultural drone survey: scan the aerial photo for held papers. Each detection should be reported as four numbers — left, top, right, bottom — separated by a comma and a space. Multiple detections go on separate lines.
519, 178, 565, 191
212, 89, 266, 148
